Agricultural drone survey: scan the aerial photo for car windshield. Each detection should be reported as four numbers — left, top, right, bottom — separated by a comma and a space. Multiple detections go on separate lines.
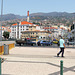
43, 41, 46, 42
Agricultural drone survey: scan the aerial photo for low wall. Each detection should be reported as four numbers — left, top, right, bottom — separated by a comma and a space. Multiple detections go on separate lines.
0, 41, 15, 55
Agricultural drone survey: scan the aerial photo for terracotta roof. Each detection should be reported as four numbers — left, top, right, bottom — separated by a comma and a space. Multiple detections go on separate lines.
36, 25, 39, 26
60, 27, 65, 30
21, 21, 32, 25
12, 21, 33, 26
44, 27, 57, 29
13, 23, 17, 26
22, 30, 50, 33
2, 26, 11, 32
2, 26, 6, 28
7, 29, 11, 32
44, 27, 49, 29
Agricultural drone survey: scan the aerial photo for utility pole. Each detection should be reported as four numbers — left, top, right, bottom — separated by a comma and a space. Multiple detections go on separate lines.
0, 0, 3, 41
74, 24, 75, 46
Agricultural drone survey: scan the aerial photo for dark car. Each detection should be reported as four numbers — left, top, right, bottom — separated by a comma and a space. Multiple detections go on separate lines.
16, 39, 36, 46
26, 40, 36, 46
37, 40, 52, 46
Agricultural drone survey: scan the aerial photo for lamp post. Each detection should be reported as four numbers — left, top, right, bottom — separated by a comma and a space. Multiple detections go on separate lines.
0, 0, 3, 41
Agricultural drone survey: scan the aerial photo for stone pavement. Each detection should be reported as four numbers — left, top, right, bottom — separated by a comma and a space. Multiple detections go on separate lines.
0, 46, 75, 75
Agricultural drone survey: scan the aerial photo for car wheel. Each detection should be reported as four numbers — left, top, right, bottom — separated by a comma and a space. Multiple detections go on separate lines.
47, 44, 48, 46
31, 44, 33, 46
41, 44, 43, 46
19, 44, 21, 46
38, 44, 40, 46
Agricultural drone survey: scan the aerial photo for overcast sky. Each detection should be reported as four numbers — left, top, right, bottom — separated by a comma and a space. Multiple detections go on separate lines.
0, 0, 75, 16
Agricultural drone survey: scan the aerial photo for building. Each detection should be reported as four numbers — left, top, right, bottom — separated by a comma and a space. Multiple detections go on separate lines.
29, 25, 41, 31
11, 21, 41, 39
21, 30, 51, 41
44, 26, 69, 39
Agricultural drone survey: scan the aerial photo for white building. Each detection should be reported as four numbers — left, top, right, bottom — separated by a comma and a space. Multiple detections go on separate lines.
11, 21, 41, 39
43, 27, 68, 39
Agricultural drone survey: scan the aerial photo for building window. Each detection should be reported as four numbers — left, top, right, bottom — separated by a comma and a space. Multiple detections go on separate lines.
29, 26, 32, 28
21, 26, 22, 28
26, 29, 29, 30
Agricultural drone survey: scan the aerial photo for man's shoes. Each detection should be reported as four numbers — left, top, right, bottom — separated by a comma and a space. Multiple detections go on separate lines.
61, 56, 65, 57
57, 54, 59, 57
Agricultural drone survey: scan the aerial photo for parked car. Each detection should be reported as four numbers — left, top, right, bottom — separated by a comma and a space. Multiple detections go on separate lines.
16, 39, 36, 46
37, 40, 41, 46
37, 40, 52, 46
67, 41, 75, 45
26, 40, 36, 46
52, 39, 59, 44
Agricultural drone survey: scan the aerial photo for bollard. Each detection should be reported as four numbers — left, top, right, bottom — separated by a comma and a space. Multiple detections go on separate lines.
4, 44, 9, 55
60, 60, 63, 75
0, 58, 1, 75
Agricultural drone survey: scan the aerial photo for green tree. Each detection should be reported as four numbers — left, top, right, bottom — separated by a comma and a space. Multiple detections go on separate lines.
3, 31, 9, 39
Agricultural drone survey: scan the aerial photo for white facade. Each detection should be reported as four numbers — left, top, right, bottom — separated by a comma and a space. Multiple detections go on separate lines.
11, 24, 29, 39
36, 26, 43, 31
51, 28, 68, 39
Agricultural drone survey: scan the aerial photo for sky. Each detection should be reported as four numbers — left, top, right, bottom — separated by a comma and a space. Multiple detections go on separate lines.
0, 0, 75, 16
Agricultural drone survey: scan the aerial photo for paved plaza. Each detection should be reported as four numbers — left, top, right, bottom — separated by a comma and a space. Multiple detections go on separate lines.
0, 46, 75, 75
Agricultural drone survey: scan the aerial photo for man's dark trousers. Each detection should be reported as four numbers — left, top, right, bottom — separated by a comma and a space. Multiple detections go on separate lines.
57, 47, 64, 57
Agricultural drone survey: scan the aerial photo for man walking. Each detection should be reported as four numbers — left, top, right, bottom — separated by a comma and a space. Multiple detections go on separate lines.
57, 36, 65, 57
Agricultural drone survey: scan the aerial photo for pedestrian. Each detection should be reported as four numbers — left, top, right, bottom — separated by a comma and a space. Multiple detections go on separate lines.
57, 36, 65, 57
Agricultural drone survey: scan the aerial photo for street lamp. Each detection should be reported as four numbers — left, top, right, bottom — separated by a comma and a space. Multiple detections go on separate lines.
0, 0, 3, 41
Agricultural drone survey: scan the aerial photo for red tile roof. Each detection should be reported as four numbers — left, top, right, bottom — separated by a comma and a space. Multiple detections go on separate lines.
13, 23, 17, 26
12, 21, 33, 26
2, 26, 6, 28
22, 30, 51, 33
21, 21, 32, 25
44, 27, 57, 29
2, 26, 11, 32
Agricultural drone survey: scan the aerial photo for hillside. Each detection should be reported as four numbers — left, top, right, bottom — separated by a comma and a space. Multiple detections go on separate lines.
0, 14, 26, 21
0, 12, 75, 21
0, 12, 75, 26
